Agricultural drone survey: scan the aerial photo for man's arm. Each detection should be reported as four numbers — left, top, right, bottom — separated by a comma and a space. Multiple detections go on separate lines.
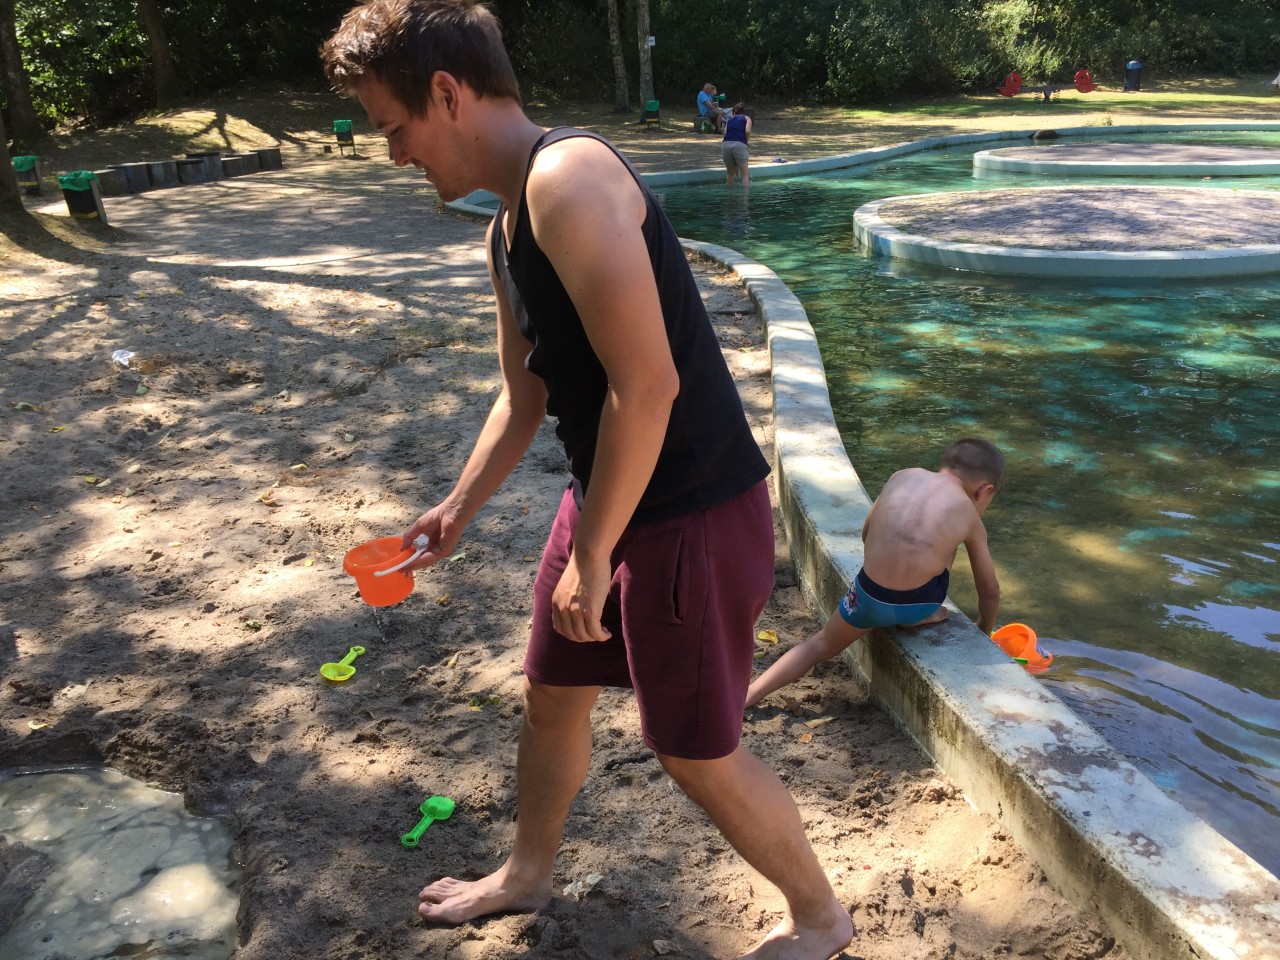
964, 522, 1000, 635
401, 218, 549, 568
526, 137, 680, 642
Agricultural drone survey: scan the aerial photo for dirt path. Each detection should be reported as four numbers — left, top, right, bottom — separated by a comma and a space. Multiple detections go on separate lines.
0, 132, 1137, 959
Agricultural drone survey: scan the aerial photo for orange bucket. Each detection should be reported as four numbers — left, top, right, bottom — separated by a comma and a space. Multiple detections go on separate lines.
343, 537, 416, 607
990, 623, 1053, 675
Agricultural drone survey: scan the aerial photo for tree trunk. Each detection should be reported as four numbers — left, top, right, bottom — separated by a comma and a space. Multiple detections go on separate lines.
606, 0, 629, 113
0, 107, 27, 214
636, 0, 654, 105
135, 0, 180, 109
0, 0, 42, 145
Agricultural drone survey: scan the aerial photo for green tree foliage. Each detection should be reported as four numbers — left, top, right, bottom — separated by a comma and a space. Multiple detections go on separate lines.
5, 0, 1279, 132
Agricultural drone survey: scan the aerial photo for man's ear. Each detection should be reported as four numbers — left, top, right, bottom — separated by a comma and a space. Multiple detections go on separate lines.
430, 70, 463, 116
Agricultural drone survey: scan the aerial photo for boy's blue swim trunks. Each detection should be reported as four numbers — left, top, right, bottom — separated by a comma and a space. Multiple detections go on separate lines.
838, 568, 949, 629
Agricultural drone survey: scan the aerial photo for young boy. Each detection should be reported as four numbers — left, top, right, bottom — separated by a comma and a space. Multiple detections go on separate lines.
746, 437, 1003, 708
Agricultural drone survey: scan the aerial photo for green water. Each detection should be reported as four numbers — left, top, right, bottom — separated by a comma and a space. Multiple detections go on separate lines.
661, 129, 1280, 875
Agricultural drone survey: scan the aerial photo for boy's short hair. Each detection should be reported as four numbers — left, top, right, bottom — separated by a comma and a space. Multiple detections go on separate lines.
940, 437, 1005, 492
321, 0, 520, 116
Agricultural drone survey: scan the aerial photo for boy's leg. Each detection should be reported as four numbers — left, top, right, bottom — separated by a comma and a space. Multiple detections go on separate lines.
659, 747, 853, 959
418, 678, 601, 923
745, 613, 866, 708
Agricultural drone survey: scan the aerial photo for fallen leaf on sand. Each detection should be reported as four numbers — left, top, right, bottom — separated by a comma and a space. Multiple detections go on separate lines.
756, 629, 778, 644
562, 872, 604, 901
804, 716, 836, 729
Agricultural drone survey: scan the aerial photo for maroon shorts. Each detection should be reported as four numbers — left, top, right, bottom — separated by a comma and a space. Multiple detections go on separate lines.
525, 480, 774, 760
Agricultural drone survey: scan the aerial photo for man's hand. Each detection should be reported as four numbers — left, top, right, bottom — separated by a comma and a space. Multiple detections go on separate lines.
551, 549, 613, 643
400, 502, 465, 571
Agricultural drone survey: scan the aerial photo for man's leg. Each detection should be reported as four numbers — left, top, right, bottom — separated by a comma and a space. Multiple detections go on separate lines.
659, 746, 853, 960
419, 678, 602, 923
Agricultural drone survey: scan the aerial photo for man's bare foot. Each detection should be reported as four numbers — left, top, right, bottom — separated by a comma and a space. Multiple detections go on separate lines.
417, 864, 552, 924
736, 906, 854, 959
906, 607, 950, 628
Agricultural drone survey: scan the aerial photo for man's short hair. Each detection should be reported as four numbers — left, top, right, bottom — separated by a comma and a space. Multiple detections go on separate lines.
940, 437, 1005, 491
321, 0, 520, 115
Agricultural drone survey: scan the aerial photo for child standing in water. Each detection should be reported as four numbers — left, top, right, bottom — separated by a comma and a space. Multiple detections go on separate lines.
747, 437, 1003, 708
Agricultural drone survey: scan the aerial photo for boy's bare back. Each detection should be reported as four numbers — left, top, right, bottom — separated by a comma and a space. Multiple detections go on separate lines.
861, 467, 985, 591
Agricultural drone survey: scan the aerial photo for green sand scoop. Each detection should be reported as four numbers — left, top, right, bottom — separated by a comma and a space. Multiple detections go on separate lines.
320, 645, 365, 682
401, 795, 455, 848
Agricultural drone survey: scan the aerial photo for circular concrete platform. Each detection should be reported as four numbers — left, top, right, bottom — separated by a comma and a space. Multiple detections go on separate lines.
853, 185, 1280, 278
973, 142, 1280, 177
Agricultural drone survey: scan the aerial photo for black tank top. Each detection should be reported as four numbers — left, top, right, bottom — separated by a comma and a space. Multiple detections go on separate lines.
491, 127, 768, 525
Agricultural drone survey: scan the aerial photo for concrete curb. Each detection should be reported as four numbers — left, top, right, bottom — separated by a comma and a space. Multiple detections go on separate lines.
682, 238, 1280, 960
853, 189, 1280, 279
973, 144, 1280, 178
446, 121, 1280, 210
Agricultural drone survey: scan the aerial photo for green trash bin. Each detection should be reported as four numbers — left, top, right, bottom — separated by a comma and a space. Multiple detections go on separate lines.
57, 170, 107, 222
334, 119, 355, 155
13, 155, 42, 195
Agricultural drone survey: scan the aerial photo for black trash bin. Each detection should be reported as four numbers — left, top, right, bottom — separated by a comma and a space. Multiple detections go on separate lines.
13, 155, 42, 195
1123, 59, 1143, 92
58, 171, 107, 222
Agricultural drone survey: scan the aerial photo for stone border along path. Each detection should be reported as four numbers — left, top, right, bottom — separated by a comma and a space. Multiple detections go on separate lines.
448, 122, 1280, 960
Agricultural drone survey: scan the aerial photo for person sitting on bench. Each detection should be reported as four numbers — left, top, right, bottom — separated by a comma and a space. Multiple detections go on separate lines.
697, 83, 725, 133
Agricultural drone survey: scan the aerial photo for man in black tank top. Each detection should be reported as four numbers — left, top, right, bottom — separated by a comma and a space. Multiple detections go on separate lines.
322, 3, 851, 956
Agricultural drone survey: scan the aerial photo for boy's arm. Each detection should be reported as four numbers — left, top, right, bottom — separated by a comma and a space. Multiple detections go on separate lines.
527, 138, 680, 643
964, 522, 1000, 635
401, 218, 548, 567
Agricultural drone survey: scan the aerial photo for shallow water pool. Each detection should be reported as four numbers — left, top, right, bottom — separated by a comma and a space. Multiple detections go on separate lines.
661, 129, 1280, 875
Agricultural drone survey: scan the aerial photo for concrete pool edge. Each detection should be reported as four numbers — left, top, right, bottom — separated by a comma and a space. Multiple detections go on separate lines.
682, 237, 1280, 960
445, 120, 1280, 211
853, 191, 1280, 279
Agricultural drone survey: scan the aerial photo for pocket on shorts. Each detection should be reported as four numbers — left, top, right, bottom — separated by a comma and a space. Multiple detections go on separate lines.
661, 529, 687, 625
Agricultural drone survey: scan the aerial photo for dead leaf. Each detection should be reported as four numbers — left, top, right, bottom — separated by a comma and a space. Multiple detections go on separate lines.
562, 872, 604, 901
445, 653, 459, 668
803, 716, 835, 729
11, 401, 40, 412
756, 629, 778, 644
435, 594, 451, 606
243, 620, 263, 631
798, 732, 814, 744
49, 425, 66, 433
84, 475, 100, 484
255, 489, 279, 507
289, 463, 307, 472
28, 720, 48, 730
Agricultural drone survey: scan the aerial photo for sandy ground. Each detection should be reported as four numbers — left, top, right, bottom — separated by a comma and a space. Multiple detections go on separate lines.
0, 141, 1136, 958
